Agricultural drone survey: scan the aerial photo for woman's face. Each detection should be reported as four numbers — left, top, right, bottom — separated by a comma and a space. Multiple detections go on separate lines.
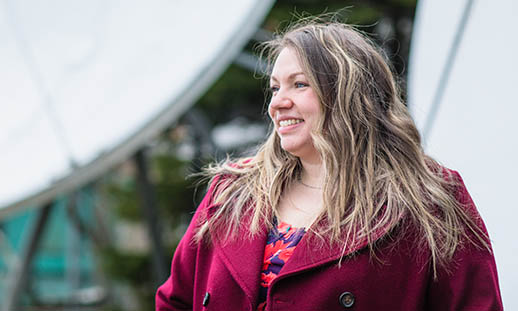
268, 47, 322, 162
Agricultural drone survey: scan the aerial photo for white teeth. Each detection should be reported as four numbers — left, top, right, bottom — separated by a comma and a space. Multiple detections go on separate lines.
279, 119, 303, 127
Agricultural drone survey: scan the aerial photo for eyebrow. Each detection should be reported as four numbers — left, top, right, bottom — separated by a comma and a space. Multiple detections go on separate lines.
270, 72, 305, 82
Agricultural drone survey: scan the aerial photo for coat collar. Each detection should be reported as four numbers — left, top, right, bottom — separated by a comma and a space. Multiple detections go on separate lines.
212, 209, 402, 307
277, 215, 400, 278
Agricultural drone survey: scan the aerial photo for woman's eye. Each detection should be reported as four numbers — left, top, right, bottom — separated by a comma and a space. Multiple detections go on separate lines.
270, 86, 279, 93
295, 82, 308, 88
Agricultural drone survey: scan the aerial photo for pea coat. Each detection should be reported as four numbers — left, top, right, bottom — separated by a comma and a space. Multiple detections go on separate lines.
156, 170, 503, 310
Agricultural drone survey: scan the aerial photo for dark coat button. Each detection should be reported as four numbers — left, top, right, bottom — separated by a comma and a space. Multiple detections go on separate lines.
203, 292, 210, 306
339, 292, 355, 308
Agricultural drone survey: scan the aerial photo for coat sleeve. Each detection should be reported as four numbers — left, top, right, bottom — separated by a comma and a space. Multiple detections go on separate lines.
426, 170, 503, 311
155, 178, 218, 311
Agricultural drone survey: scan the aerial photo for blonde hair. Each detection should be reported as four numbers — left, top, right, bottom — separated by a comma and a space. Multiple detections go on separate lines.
195, 21, 488, 276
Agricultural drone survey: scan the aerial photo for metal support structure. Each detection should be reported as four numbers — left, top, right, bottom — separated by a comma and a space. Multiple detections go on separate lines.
184, 108, 218, 163
3, 203, 53, 311
65, 192, 81, 308
134, 149, 168, 288
0, 226, 20, 272
66, 189, 108, 249
62, 189, 110, 308
422, 0, 475, 142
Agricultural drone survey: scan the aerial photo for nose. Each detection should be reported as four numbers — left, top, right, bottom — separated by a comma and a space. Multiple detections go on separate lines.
268, 96, 292, 121
269, 90, 293, 112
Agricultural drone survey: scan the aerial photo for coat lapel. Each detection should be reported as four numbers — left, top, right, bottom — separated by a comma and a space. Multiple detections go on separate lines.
212, 221, 268, 308
278, 213, 403, 277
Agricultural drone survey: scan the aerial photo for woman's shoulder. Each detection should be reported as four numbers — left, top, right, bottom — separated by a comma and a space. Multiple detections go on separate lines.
198, 156, 258, 209
425, 161, 473, 205
434, 165, 490, 241
430, 164, 473, 203
425, 158, 460, 181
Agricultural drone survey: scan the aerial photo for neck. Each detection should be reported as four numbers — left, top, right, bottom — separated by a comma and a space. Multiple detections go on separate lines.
300, 157, 324, 189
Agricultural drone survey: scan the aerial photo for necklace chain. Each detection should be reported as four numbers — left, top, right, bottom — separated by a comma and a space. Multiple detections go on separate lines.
299, 179, 322, 190
284, 187, 323, 228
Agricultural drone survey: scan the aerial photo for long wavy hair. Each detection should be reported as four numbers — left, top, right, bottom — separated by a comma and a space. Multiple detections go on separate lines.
194, 21, 488, 275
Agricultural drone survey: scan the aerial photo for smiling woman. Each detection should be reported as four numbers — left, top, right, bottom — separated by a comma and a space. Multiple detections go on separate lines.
156, 20, 503, 311
268, 47, 322, 165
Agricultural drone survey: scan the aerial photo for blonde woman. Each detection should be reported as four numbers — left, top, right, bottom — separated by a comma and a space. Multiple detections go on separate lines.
156, 22, 502, 311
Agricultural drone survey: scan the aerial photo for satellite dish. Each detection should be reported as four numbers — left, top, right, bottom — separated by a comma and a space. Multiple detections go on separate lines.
0, 0, 275, 217
408, 0, 517, 308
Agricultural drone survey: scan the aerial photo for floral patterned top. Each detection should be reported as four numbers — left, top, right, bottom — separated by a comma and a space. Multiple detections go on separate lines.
257, 219, 306, 311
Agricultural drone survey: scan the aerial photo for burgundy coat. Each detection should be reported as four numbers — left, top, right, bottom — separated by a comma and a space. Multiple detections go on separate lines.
156, 171, 503, 310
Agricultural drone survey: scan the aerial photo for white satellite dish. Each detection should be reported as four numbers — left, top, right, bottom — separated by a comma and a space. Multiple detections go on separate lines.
0, 0, 275, 217
408, 0, 517, 308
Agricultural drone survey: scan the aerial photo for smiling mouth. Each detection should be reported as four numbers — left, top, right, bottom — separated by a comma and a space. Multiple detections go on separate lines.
279, 119, 304, 127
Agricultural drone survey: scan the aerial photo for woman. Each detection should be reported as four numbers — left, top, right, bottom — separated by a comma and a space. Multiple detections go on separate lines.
156, 21, 502, 310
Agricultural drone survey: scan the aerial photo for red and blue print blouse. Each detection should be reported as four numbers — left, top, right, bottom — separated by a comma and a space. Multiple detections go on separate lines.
257, 219, 306, 311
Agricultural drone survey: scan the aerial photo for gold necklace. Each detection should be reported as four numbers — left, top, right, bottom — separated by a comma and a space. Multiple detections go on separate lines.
285, 187, 323, 228
299, 179, 322, 190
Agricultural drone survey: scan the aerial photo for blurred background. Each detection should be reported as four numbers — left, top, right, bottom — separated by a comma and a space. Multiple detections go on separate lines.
1, 0, 516, 310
